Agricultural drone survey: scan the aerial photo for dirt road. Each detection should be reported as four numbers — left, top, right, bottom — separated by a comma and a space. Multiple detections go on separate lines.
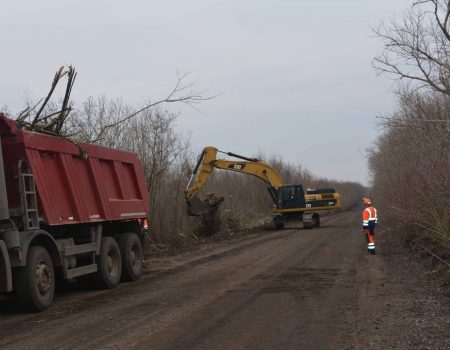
0, 210, 449, 349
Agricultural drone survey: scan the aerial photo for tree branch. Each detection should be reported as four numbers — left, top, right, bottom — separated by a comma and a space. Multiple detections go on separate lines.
89, 72, 215, 143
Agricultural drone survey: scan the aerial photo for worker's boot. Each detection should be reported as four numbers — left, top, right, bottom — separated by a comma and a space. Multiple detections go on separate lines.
367, 233, 376, 255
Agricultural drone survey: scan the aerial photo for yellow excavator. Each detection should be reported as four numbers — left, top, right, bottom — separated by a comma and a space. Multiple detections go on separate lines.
184, 146, 341, 229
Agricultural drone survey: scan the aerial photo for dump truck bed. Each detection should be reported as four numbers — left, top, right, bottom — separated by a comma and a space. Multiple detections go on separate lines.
0, 113, 149, 226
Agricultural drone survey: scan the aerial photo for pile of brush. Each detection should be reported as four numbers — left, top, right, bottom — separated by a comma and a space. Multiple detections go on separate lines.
15, 66, 77, 138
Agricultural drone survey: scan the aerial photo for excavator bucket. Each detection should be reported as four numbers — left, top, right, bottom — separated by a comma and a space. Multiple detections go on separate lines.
186, 195, 224, 216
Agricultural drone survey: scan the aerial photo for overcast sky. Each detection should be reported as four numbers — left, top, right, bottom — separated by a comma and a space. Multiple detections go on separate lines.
1, 0, 412, 185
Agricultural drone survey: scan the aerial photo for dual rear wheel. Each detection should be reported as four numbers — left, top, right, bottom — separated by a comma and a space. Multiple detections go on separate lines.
95, 233, 144, 288
15, 232, 143, 312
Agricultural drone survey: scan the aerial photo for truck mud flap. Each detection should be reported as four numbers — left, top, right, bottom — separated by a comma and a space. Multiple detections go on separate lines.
0, 240, 12, 292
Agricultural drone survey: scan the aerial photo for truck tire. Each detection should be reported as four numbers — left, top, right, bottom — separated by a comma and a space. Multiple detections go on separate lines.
94, 237, 122, 289
14, 246, 55, 312
118, 233, 143, 281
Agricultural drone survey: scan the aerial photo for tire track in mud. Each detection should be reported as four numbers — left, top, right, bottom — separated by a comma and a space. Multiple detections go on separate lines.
51, 228, 332, 350
0, 227, 297, 325
0, 212, 355, 350
153, 229, 360, 349
93, 231, 333, 350
80, 213, 353, 349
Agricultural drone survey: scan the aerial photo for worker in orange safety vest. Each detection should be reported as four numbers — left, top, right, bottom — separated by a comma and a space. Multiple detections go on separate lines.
362, 197, 378, 255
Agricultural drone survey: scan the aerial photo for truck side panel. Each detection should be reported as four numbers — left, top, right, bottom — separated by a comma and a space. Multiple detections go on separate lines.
25, 146, 148, 225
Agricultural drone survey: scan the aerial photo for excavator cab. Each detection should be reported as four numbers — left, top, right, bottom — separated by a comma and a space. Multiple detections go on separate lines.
277, 185, 306, 209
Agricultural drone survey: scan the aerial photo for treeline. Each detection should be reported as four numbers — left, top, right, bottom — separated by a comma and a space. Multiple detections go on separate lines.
372, 0, 450, 260
145, 145, 365, 246
368, 92, 450, 252
67, 96, 364, 246
5, 80, 364, 248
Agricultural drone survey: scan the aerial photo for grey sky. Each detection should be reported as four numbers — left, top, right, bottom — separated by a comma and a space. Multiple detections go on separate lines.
1, 0, 411, 185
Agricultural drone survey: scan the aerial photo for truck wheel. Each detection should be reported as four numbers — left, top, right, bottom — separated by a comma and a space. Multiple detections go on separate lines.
118, 233, 143, 281
95, 237, 122, 289
274, 223, 285, 230
15, 246, 55, 312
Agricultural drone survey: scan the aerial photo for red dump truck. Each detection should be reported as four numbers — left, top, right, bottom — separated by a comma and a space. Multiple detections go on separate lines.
0, 113, 150, 311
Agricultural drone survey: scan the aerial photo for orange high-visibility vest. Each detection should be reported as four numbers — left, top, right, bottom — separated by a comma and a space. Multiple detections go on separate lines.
362, 206, 377, 227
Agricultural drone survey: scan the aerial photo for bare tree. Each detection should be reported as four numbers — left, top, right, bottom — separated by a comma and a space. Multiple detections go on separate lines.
86, 72, 214, 144
373, 0, 450, 95
14, 67, 213, 141
69, 95, 133, 146
369, 91, 450, 251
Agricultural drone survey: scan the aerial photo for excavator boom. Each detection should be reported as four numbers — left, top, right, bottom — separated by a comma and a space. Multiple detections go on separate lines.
185, 147, 283, 203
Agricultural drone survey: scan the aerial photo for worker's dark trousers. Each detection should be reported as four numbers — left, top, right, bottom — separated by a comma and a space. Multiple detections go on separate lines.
364, 221, 376, 253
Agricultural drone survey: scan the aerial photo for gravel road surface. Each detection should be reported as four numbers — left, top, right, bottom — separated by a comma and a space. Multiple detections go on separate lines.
0, 210, 449, 349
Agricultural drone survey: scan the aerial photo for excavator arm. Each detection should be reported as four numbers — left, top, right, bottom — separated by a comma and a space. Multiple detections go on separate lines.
185, 147, 283, 202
